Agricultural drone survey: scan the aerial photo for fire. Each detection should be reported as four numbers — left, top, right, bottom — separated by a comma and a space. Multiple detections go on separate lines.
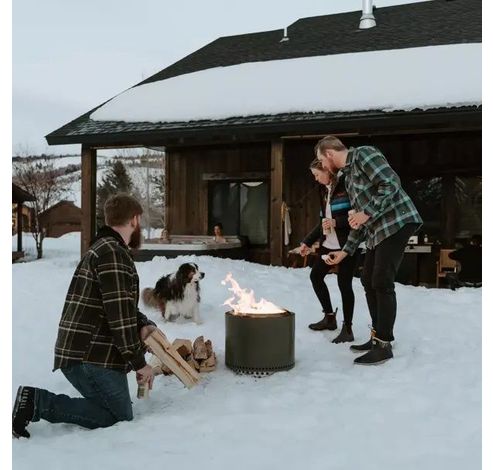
221, 273, 286, 315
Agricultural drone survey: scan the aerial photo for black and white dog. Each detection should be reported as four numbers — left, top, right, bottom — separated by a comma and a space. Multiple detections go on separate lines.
142, 263, 205, 324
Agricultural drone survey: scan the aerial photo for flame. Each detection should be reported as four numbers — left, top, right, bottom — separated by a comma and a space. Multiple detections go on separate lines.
221, 273, 286, 315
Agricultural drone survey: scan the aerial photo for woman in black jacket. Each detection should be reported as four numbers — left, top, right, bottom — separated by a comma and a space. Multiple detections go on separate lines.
300, 159, 359, 343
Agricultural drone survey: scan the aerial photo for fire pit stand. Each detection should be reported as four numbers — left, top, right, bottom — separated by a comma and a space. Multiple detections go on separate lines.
225, 310, 295, 374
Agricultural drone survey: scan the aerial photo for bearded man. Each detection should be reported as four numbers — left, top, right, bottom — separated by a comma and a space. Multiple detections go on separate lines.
13, 193, 158, 438
316, 136, 422, 365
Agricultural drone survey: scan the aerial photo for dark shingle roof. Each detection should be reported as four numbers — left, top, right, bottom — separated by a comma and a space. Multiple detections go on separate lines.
12, 183, 36, 203
140, 0, 481, 85
46, 0, 481, 146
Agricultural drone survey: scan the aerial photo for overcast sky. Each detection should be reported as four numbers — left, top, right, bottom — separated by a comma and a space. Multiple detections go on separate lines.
12, 0, 430, 156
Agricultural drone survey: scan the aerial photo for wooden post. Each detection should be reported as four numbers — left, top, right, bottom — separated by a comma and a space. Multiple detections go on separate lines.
163, 149, 170, 233
441, 175, 457, 248
17, 203, 23, 252
270, 139, 284, 266
81, 145, 97, 256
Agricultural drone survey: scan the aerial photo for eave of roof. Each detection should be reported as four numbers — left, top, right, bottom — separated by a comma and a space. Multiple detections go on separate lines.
12, 183, 36, 203
46, 106, 482, 147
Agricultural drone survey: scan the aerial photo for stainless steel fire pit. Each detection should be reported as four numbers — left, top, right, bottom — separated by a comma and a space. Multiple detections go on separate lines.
225, 310, 295, 374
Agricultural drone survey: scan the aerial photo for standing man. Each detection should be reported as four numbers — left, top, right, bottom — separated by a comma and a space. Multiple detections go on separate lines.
13, 193, 158, 438
317, 136, 422, 365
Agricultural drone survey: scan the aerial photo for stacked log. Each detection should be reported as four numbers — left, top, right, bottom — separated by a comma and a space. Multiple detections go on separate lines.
151, 335, 216, 376
144, 330, 200, 388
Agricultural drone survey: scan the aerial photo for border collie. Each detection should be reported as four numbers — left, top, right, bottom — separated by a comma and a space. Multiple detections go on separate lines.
142, 263, 205, 324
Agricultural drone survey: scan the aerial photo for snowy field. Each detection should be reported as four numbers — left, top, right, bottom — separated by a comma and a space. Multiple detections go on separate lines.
12, 233, 481, 470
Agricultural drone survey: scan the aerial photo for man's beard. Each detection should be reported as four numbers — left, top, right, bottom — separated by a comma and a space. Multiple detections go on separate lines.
128, 223, 142, 249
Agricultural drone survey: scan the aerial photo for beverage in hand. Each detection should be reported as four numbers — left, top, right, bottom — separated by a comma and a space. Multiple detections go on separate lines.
322, 218, 331, 235
137, 382, 149, 399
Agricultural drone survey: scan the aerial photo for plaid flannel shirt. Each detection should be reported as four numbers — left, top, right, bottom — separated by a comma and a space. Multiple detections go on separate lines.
53, 226, 155, 372
342, 146, 422, 255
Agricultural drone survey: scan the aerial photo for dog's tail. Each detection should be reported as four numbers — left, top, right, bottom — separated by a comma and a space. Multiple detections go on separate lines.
141, 288, 160, 310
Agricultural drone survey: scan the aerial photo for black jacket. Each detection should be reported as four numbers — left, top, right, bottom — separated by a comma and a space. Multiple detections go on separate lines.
303, 174, 352, 249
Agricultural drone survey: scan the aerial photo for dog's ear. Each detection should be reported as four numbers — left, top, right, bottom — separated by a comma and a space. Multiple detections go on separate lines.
176, 263, 191, 285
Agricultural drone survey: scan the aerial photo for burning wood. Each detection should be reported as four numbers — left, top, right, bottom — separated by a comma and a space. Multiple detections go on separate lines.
221, 273, 286, 315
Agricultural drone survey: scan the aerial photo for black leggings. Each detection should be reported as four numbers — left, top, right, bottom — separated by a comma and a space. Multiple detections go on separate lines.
310, 246, 359, 324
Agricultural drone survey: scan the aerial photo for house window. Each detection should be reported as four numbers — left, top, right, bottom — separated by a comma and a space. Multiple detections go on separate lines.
404, 177, 442, 239
455, 176, 481, 240
208, 181, 269, 245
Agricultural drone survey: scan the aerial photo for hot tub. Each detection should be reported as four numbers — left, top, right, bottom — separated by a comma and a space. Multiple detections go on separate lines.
132, 235, 246, 261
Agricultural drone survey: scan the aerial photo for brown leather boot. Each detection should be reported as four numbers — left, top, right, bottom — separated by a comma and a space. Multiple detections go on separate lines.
309, 308, 338, 331
332, 322, 354, 343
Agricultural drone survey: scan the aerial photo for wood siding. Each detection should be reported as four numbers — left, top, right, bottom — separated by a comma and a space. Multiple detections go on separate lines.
166, 142, 271, 264
164, 131, 481, 265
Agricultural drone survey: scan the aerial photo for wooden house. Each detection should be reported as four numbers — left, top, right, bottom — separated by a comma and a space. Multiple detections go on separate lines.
39, 201, 82, 238
12, 183, 35, 261
45, 0, 481, 272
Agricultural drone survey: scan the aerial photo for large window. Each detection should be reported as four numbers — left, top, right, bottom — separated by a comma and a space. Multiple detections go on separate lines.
456, 176, 482, 238
208, 181, 269, 245
404, 177, 442, 239
404, 175, 482, 244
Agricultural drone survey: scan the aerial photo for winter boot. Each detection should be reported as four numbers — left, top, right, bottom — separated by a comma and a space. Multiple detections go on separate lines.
332, 322, 354, 344
349, 328, 376, 353
12, 386, 36, 438
309, 308, 338, 331
353, 338, 393, 365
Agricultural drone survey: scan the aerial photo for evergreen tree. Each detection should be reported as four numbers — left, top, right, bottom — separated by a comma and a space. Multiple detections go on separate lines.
96, 159, 134, 226
150, 172, 166, 228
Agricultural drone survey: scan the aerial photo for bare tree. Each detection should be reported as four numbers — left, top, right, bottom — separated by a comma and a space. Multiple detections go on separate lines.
13, 156, 70, 259
129, 149, 166, 239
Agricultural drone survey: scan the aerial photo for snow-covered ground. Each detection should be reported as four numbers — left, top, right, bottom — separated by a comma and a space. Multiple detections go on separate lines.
12, 233, 481, 470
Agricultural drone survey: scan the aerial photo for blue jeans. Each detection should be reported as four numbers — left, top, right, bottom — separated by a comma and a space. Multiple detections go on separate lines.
32, 363, 133, 429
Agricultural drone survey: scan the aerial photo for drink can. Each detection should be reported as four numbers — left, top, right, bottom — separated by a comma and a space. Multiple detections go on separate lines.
137, 382, 149, 399
322, 218, 331, 235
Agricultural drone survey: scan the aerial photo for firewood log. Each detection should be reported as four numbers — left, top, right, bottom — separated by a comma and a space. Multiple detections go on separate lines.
187, 355, 201, 372
203, 352, 216, 367
145, 331, 200, 388
193, 336, 208, 360
205, 339, 213, 358
148, 355, 164, 375
199, 355, 216, 372
172, 339, 193, 358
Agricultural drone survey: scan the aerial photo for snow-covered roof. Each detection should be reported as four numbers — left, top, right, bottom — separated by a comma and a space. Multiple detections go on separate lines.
91, 44, 481, 124
46, 0, 481, 146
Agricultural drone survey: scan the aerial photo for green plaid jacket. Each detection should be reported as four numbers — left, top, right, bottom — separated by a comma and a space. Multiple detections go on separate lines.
342, 146, 422, 255
53, 226, 154, 372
